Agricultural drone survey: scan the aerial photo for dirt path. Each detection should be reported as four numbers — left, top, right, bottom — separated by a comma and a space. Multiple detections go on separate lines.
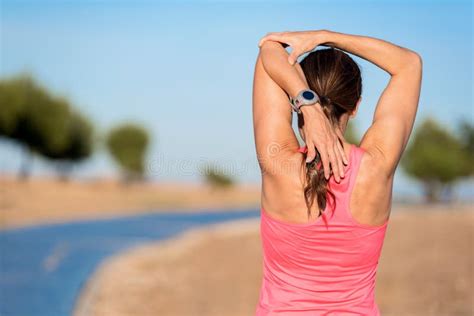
75, 205, 473, 316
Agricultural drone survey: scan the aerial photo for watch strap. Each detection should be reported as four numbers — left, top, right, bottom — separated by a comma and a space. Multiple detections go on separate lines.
290, 89, 319, 113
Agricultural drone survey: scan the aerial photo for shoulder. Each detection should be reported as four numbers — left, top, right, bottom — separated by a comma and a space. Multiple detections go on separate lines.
358, 144, 395, 180
359, 116, 413, 178
258, 142, 305, 180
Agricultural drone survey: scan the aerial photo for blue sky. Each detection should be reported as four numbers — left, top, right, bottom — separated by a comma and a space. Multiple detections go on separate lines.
1, 0, 472, 198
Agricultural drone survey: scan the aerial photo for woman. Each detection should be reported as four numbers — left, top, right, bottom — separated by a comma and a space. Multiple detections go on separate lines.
252, 30, 422, 315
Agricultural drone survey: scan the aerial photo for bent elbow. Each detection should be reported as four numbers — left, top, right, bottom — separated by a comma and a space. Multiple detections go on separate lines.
405, 50, 423, 72
410, 50, 423, 67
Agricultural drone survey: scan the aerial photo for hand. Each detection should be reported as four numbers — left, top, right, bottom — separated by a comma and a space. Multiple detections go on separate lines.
258, 30, 329, 65
258, 30, 347, 182
299, 103, 348, 183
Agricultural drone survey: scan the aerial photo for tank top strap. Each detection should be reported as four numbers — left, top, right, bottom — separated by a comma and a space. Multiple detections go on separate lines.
347, 145, 366, 192
336, 144, 367, 223
297, 145, 308, 153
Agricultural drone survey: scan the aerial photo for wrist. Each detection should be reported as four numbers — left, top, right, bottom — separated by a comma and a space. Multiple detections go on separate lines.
315, 29, 333, 46
289, 84, 309, 101
300, 102, 323, 116
290, 89, 320, 113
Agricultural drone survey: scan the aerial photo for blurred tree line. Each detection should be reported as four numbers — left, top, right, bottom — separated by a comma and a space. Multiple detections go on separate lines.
0, 74, 149, 181
401, 117, 473, 202
106, 124, 149, 182
0, 74, 472, 201
200, 163, 234, 189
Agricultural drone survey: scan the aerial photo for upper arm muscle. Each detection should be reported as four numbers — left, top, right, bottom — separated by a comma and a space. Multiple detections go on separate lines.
252, 53, 300, 176
360, 54, 422, 176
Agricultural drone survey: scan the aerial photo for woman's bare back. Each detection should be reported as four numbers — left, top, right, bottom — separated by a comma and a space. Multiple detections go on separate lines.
261, 141, 394, 227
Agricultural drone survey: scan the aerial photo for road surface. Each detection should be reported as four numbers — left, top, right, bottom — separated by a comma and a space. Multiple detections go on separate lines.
0, 208, 259, 316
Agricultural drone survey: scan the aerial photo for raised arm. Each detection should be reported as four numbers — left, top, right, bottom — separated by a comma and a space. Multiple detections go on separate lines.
253, 41, 348, 183
252, 43, 300, 178
260, 30, 423, 177
323, 31, 422, 177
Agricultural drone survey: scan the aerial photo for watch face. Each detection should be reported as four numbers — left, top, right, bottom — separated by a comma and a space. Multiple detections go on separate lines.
302, 90, 315, 101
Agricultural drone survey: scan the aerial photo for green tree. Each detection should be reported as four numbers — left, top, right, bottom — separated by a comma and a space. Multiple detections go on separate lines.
106, 123, 150, 181
0, 76, 28, 137
0, 75, 96, 179
201, 163, 234, 188
401, 117, 471, 202
0, 75, 71, 178
44, 111, 95, 179
458, 119, 474, 175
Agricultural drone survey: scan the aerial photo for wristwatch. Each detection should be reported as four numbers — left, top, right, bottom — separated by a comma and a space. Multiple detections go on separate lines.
289, 89, 320, 113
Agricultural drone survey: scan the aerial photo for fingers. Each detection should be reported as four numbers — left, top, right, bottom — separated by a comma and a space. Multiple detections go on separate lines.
305, 140, 316, 163
336, 139, 347, 167
259, 32, 302, 66
334, 127, 348, 165
328, 147, 342, 182
327, 131, 348, 182
288, 49, 300, 65
305, 141, 345, 182
332, 143, 344, 182
335, 141, 346, 175
259, 32, 287, 47
318, 148, 330, 180
331, 131, 346, 181
301, 120, 349, 182
310, 139, 345, 182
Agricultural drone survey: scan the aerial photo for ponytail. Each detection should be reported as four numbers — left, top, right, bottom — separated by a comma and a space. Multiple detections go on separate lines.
299, 48, 362, 221
301, 101, 337, 221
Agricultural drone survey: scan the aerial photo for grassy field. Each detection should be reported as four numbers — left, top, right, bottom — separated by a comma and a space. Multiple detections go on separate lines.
75, 204, 473, 316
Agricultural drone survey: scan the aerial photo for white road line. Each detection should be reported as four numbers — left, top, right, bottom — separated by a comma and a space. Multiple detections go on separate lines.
43, 242, 69, 272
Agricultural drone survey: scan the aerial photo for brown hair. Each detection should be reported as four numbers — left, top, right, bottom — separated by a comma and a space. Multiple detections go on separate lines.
299, 48, 362, 219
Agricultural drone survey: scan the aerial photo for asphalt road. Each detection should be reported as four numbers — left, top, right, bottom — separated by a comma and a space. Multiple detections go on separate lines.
0, 208, 259, 316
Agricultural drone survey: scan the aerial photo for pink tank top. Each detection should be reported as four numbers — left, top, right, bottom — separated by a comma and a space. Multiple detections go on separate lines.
256, 144, 389, 315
